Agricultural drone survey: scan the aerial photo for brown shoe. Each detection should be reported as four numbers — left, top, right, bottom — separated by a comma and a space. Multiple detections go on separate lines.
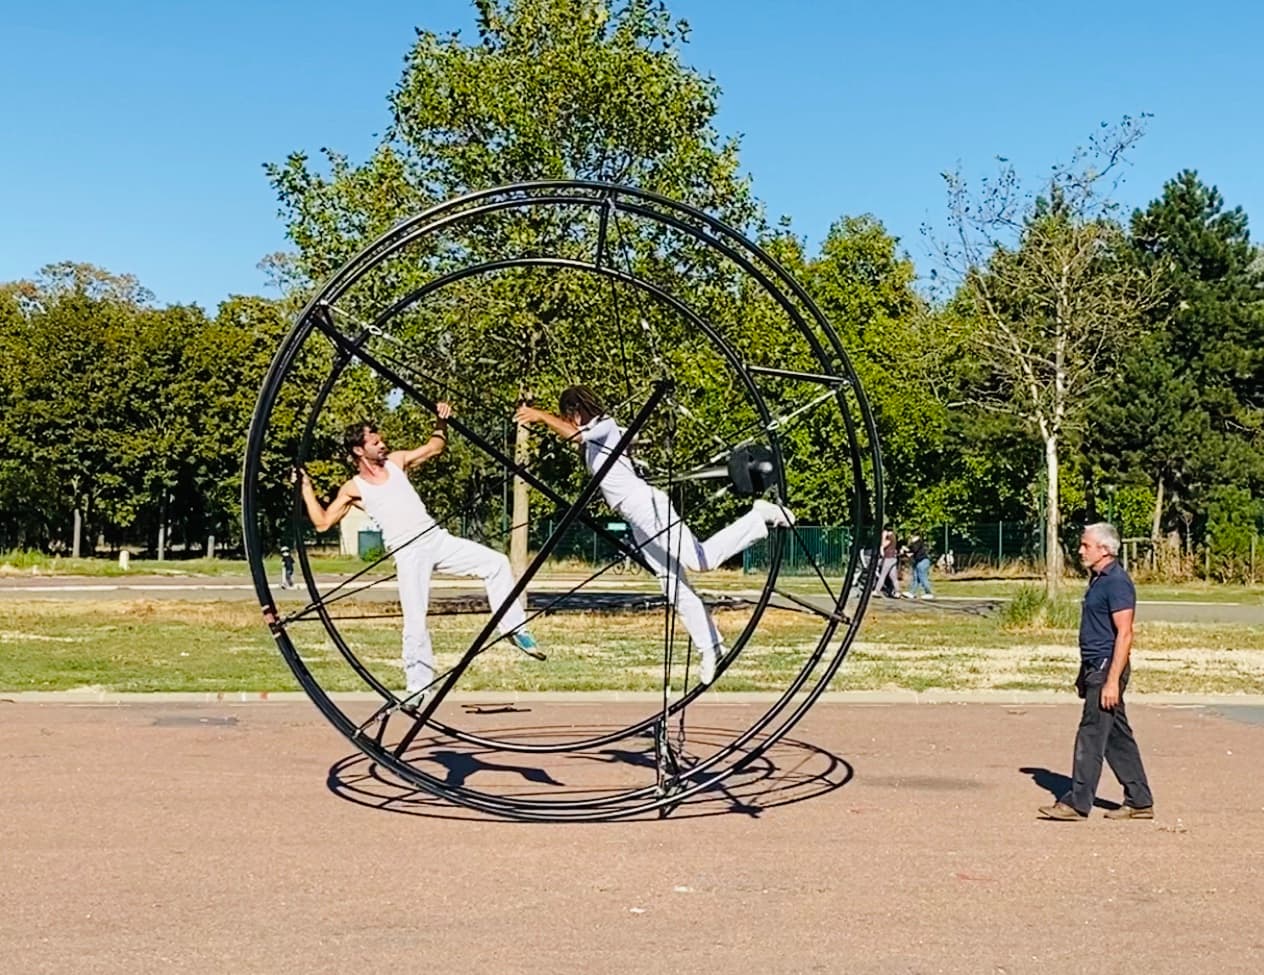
1104, 805, 1154, 820
1038, 801, 1087, 821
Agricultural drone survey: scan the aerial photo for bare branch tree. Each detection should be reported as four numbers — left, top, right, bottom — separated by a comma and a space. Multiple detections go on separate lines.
930, 116, 1165, 595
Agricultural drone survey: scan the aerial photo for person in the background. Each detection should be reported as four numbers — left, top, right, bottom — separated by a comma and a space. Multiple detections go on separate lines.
907, 531, 934, 600
874, 528, 901, 598
279, 546, 296, 590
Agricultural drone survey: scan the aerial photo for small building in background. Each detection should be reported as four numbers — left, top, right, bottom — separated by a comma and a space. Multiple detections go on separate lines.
337, 506, 377, 556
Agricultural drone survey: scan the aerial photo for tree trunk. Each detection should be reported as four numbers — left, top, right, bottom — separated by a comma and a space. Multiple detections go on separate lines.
70, 476, 83, 558
1150, 474, 1164, 571
1044, 433, 1061, 598
510, 421, 530, 578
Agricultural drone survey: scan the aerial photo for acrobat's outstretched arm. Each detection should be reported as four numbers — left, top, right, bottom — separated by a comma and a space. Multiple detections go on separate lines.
514, 404, 581, 443
390, 401, 453, 470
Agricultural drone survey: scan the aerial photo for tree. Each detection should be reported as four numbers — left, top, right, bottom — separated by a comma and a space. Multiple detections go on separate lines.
0, 266, 272, 556
1095, 170, 1264, 575
266, 0, 755, 284
262, 0, 781, 566
933, 117, 1162, 594
804, 215, 953, 526
184, 296, 304, 551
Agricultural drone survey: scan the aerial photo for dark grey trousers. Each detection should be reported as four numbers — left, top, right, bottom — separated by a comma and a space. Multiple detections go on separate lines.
1060, 662, 1154, 815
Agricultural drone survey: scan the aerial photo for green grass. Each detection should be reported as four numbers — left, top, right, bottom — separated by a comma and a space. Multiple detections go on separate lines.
4, 596, 1264, 695
998, 585, 1081, 629
0, 551, 367, 578
935, 576, 1264, 605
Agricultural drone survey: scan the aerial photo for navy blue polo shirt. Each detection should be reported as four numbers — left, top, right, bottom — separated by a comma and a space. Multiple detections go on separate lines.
1079, 559, 1136, 664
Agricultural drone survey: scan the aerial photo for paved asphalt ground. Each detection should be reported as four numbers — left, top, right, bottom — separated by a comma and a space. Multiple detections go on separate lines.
3, 698, 1263, 975
5, 573, 1264, 972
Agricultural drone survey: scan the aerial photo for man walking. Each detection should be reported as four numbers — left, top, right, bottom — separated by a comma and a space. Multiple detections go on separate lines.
1039, 523, 1154, 821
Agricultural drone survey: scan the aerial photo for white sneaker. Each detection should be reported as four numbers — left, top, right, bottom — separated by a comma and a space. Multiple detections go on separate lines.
698, 643, 725, 685
923, 593, 936, 601
752, 499, 796, 528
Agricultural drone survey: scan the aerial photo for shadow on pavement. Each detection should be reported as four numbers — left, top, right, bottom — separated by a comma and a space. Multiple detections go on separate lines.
327, 726, 854, 823
1019, 766, 1122, 810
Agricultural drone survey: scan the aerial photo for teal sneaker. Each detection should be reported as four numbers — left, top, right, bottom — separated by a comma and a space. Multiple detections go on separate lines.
511, 630, 545, 659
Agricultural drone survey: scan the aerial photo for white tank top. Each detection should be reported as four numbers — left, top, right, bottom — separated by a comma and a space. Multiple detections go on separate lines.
352, 460, 435, 552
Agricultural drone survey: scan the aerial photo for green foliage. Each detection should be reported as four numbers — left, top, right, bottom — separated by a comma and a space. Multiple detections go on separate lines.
804, 215, 944, 522
267, 0, 755, 286
1205, 484, 1264, 580
0, 268, 293, 553
1112, 485, 1155, 540
1098, 170, 1264, 552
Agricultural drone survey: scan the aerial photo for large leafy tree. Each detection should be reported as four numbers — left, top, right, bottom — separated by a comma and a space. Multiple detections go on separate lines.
262, 0, 794, 565
804, 215, 945, 525
0, 271, 155, 553
0, 266, 297, 555
933, 118, 1163, 594
266, 0, 755, 284
1095, 171, 1264, 572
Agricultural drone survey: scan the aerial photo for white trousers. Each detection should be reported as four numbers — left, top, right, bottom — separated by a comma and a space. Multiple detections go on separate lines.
393, 529, 527, 692
622, 487, 768, 652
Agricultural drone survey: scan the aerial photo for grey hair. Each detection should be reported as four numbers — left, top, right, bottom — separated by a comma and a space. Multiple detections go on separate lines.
1084, 522, 1121, 556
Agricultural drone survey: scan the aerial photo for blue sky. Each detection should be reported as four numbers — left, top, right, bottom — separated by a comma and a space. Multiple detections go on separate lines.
2, 1, 1260, 311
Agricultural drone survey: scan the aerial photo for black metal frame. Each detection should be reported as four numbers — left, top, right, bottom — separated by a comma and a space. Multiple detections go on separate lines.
240, 180, 884, 821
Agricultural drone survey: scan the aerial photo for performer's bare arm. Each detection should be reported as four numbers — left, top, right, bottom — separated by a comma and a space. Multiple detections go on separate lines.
515, 405, 581, 442
391, 401, 453, 470
298, 471, 360, 532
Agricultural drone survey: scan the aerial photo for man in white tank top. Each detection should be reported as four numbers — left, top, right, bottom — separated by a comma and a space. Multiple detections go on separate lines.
515, 385, 794, 686
297, 402, 537, 696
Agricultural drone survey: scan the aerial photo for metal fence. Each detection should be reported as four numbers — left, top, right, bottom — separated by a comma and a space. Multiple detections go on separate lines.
929, 522, 1044, 570
742, 526, 853, 575
533, 520, 856, 575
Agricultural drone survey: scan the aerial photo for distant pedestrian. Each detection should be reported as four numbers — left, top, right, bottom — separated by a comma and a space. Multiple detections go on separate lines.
907, 532, 934, 600
280, 546, 295, 590
874, 528, 901, 598
1038, 523, 1154, 821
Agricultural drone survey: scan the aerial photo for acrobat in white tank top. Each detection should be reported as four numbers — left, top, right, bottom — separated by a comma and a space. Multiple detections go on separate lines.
352, 460, 436, 552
